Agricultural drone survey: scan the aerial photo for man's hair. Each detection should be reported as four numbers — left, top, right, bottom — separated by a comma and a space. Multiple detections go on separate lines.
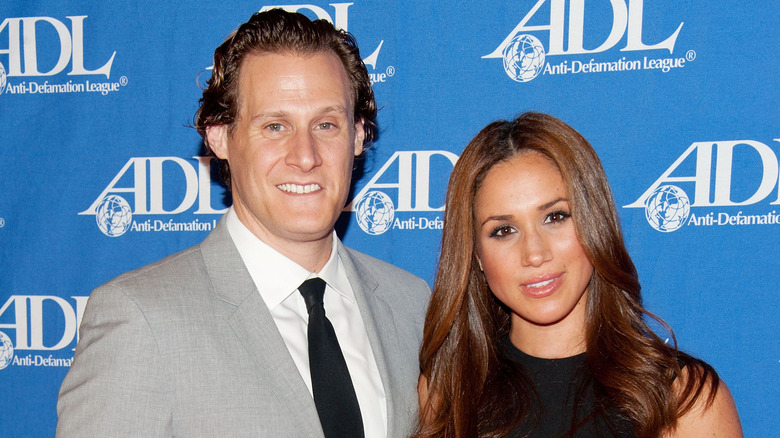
194, 9, 378, 188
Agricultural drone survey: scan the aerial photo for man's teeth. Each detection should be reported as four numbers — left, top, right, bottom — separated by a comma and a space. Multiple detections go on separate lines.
527, 278, 555, 288
277, 183, 321, 194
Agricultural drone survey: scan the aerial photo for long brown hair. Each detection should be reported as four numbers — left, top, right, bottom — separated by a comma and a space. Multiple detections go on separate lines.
416, 112, 719, 438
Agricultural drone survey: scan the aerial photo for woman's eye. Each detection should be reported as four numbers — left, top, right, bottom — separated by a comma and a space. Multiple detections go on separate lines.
489, 225, 515, 238
544, 210, 571, 224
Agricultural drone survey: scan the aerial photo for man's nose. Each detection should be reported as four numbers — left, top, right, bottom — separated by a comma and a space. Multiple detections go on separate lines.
285, 129, 321, 172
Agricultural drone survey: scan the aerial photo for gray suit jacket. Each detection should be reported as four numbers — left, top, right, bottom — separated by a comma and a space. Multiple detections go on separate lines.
56, 220, 430, 437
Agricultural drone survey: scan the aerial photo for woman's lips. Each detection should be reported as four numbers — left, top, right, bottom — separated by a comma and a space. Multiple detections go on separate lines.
520, 273, 563, 298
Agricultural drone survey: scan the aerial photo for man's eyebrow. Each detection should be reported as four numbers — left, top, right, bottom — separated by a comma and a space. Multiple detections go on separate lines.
249, 105, 349, 122
250, 111, 286, 121
318, 105, 348, 114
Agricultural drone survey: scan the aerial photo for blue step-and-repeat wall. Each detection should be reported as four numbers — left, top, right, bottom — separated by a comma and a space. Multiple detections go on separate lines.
0, 1, 777, 435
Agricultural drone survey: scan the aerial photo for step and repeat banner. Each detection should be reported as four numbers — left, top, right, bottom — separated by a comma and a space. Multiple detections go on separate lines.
0, 1, 776, 435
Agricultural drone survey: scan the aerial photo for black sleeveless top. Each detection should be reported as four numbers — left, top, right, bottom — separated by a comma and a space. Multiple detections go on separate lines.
501, 336, 635, 438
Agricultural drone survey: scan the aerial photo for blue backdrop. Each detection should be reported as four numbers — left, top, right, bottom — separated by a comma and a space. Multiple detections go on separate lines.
0, 1, 777, 436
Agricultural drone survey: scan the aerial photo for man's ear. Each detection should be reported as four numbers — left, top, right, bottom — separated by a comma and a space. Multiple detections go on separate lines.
353, 118, 366, 156
206, 125, 229, 160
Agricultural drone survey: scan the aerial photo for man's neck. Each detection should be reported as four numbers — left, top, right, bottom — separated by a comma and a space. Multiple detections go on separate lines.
234, 215, 334, 273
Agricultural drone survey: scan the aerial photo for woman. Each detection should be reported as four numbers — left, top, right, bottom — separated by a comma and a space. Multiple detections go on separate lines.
416, 112, 741, 437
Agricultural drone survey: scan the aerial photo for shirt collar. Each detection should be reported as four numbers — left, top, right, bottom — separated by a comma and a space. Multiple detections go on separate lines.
224, 207, 355, 309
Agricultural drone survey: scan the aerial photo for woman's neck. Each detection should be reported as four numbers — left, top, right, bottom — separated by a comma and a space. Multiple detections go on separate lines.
509, 311, 587, 359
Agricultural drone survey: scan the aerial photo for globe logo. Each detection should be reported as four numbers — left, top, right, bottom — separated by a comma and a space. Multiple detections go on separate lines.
96, 195, 133, 237
355, 191, 395, 235
0, 62, 7, 95
502, 34, 546, 83
0, 331, 14, 370
644, 185, 691, 232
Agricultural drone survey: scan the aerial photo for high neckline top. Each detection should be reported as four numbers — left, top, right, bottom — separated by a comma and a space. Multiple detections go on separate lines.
499, 335, 635, 438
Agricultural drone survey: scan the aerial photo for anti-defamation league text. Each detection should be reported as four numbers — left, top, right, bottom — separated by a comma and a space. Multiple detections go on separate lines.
13, 354, 72, 368
5, 79, 124, 95
688, 210, 780, 227
544, 55, 688, 76
131, 218, 216, 233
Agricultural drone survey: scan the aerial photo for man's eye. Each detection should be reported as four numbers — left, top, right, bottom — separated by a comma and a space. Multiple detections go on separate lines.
317, 122, 335, 130
266, 123, 284, 132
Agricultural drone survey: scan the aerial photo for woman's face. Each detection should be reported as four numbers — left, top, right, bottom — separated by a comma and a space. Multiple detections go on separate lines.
475, 152, 593, 341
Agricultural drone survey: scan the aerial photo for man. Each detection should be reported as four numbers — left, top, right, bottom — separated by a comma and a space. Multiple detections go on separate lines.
56, 10, 430, 437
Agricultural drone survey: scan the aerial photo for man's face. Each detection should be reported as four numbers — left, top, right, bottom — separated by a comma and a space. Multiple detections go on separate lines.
207, 51, 364, 256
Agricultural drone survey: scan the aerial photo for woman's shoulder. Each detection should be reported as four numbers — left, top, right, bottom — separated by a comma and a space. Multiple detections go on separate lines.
664, 361, 743, 437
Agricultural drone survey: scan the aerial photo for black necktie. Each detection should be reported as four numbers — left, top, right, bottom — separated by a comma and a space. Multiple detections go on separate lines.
298, 277, 364, 438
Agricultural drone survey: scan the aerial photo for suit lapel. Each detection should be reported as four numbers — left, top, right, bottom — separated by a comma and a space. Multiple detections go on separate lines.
200, 220, 322, 437
338, 243, 405, 437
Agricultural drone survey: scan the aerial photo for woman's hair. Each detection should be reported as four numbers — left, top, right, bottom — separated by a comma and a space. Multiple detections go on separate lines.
416, 112, 719, 438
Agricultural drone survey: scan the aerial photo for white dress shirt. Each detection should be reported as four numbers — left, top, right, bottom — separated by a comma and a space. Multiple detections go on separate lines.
224, 208, 387, 437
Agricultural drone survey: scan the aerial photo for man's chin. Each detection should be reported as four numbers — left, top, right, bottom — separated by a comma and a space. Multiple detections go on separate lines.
277, 228, 336, 247
278, 219, 338, 241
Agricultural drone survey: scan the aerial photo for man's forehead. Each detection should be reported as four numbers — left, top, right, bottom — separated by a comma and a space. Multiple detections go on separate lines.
235, 50, 354, 110
238, 50, 348, 85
